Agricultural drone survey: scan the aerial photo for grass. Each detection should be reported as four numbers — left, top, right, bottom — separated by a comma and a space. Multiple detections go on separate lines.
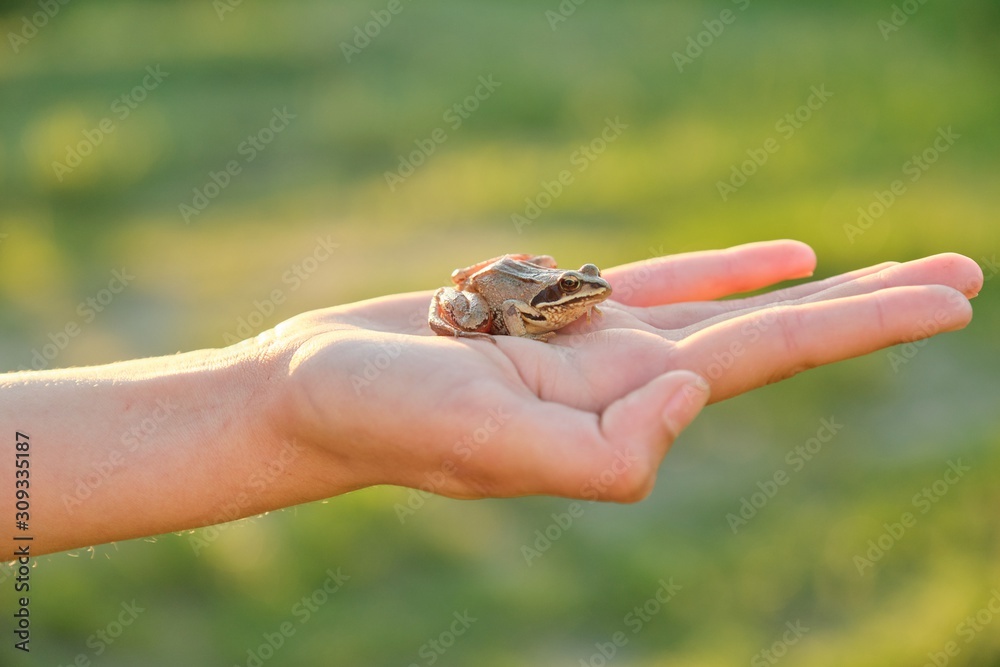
1, 0, 998, 664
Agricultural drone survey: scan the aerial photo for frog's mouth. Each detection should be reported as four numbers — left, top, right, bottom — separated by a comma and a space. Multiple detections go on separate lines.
527, 289, 611, 330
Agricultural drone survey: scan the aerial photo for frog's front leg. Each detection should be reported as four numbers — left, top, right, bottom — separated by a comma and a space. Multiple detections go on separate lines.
500, 299, 556, 342
429, 287, 496, 341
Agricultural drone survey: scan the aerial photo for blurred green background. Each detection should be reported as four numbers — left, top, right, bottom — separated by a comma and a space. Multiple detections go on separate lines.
2, 0, 999, 664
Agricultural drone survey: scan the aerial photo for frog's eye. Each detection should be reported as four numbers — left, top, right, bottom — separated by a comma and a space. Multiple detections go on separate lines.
559, 276, 581, 292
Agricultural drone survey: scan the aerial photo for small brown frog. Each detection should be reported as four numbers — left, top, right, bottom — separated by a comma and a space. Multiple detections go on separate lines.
428, 254, 612, 342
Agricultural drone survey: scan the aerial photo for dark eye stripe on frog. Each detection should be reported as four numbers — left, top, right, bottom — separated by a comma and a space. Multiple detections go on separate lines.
530, 282, 602, 308
530, 283, 566, 307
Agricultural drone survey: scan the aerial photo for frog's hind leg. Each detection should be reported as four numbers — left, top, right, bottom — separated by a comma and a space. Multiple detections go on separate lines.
450, 256, 509, 286
450, 254, 558, 286
428, 288, 497, 343
513, 254, 557, 269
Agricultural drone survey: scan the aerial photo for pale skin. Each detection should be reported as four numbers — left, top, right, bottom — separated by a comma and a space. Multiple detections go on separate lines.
0, 240, 983, 558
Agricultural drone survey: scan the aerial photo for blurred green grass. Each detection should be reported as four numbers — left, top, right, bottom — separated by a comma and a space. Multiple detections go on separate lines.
1, 0, 998, 665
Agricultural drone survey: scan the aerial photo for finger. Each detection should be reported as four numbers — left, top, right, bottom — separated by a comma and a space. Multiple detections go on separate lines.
671, 252, 983, 336
598, 370, 711, 501
534, 371, 709, 502
635, 261, 897, 330
605, 239, 816, 307
472, 371, 710, 502
674, 285, 973, 402
793, 252, 983, 302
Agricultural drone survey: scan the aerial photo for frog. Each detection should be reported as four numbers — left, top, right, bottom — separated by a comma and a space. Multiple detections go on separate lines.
428, 254, 612, 342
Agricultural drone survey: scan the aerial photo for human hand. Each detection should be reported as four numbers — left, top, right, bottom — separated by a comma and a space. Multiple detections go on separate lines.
260, 240, 982, 506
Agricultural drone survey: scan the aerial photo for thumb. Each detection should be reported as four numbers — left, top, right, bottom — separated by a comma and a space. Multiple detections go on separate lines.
596, 370, 711, 501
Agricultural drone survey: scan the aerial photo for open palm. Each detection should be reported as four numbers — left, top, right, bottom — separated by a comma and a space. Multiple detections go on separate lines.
270, 241, 982, 505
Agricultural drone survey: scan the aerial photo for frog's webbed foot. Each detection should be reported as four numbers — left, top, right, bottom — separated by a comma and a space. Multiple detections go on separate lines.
585, 305, 605, 324
428, 317, 499, 344
450, 330, 499, 344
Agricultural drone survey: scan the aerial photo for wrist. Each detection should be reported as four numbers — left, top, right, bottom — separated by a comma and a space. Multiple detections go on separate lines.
234, 328, 371, 509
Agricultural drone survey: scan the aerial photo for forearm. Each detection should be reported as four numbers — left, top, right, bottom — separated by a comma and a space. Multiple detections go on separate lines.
0, 341, 317, 558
